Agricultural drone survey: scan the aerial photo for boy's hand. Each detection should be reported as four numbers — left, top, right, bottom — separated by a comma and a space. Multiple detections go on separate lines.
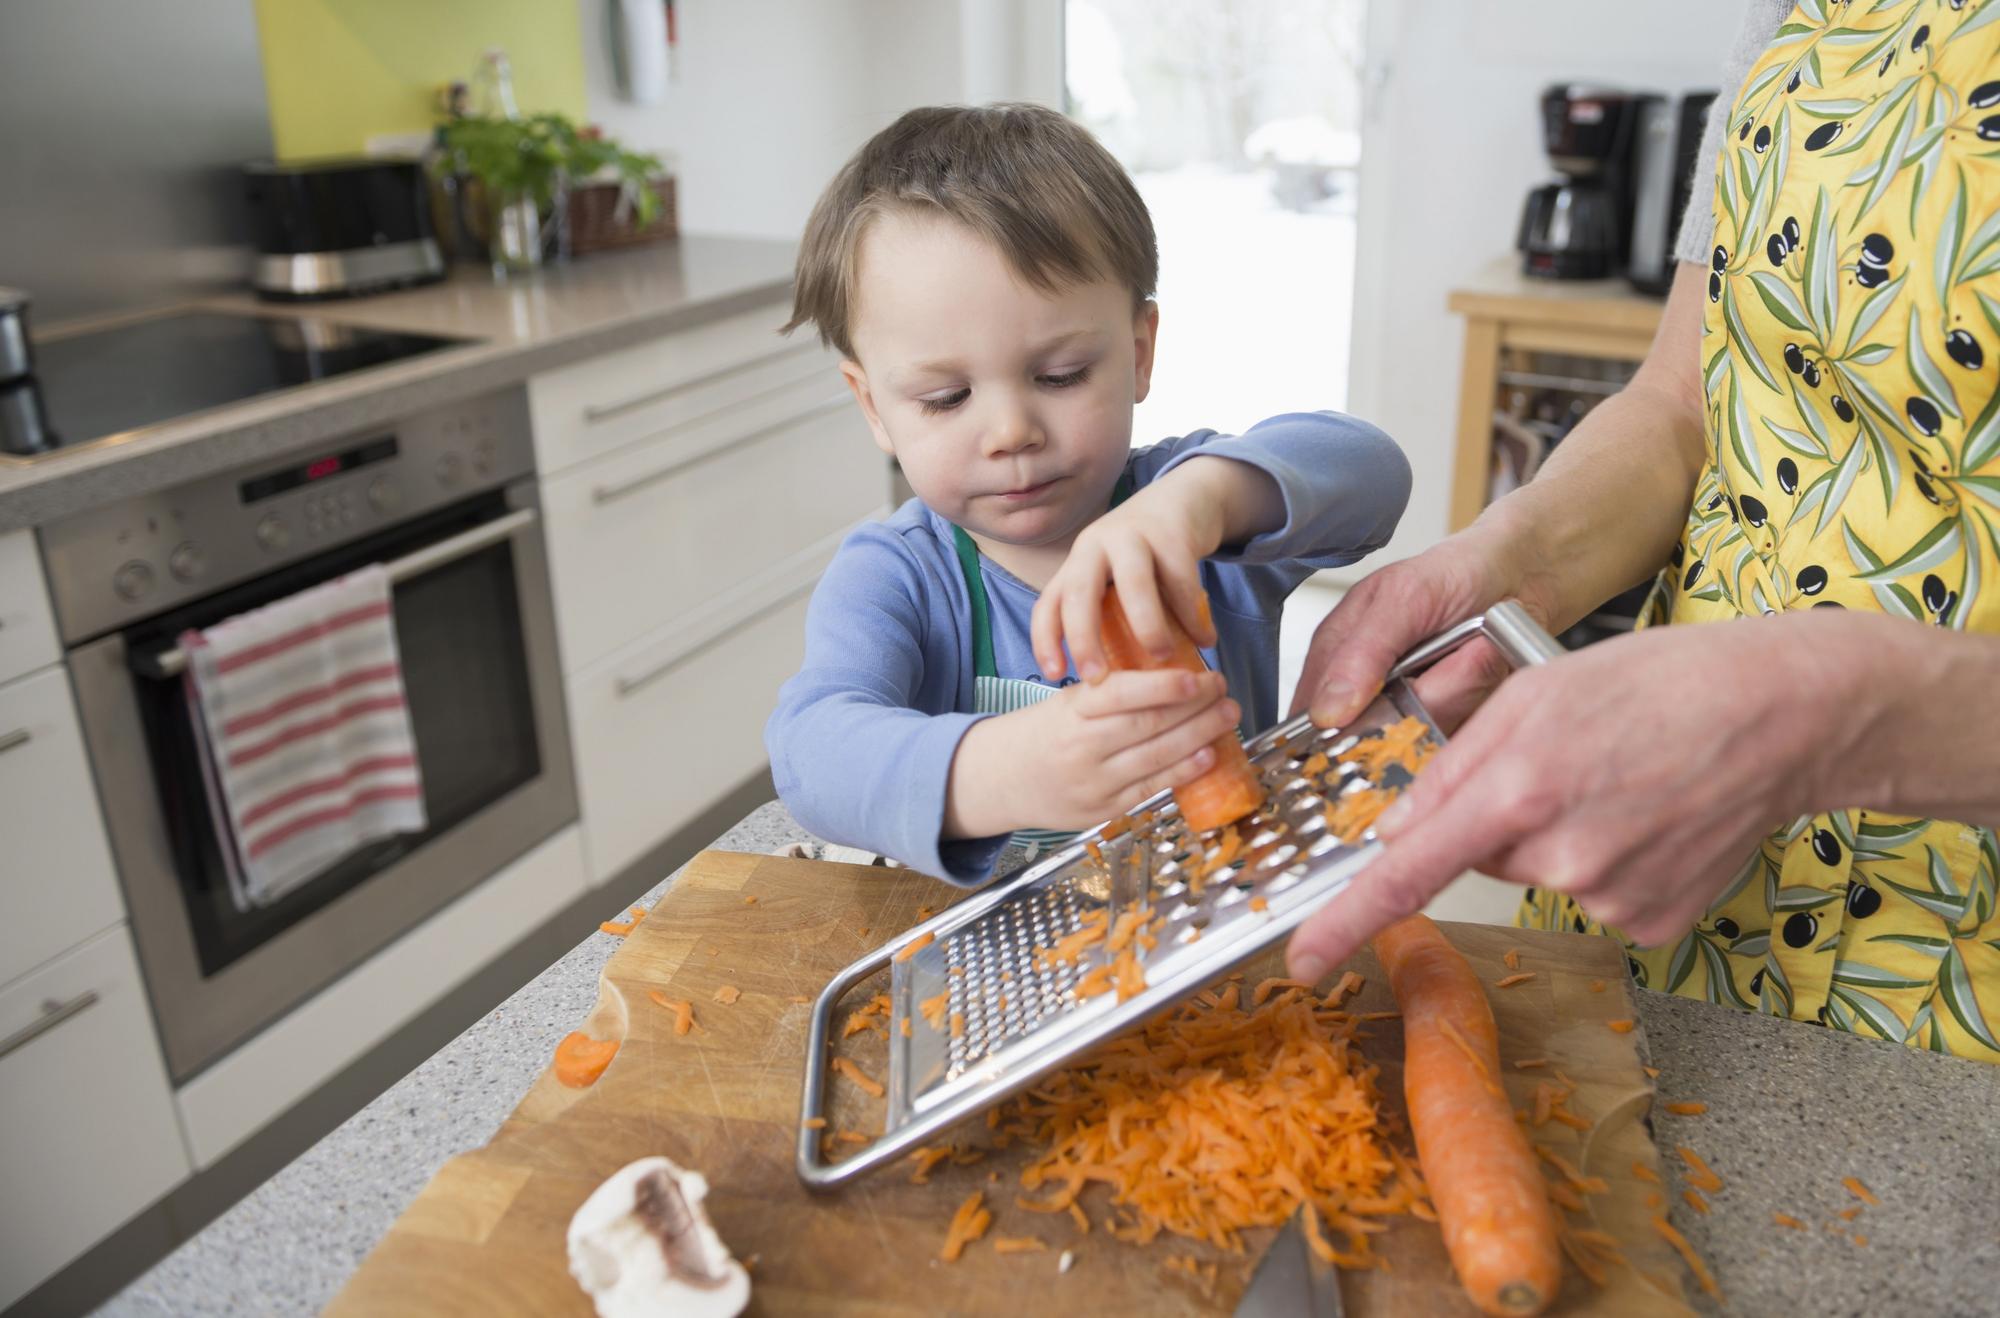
944, 669, 1239, 837
1032, 464, 1242, 683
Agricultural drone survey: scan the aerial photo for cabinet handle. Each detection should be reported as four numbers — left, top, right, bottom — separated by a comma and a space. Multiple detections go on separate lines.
0, 990, 99, 1060
590, 395, 850, 506
581, 341, 820, 424
0, 727, 29, 756
615, 577, 819, 699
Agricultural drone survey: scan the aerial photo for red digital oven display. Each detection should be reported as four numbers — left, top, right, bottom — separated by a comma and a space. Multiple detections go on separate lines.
240, 436, 399, 504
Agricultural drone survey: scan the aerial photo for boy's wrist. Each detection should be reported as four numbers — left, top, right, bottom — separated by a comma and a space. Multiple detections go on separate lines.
1159, 455, 1281, 552
941, 716, 1028, 841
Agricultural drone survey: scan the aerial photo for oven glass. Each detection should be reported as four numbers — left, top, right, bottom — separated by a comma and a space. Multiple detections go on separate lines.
127, 493, 541, 976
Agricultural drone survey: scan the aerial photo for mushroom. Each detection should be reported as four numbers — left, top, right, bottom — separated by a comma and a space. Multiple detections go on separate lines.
567, 1156, 749, 1318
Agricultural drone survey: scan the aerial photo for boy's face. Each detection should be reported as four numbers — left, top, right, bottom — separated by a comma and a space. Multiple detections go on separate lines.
840, 210, 1157, 555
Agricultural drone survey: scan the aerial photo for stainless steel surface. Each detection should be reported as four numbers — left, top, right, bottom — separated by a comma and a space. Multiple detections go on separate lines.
253, 240, 445, 300
1236, 1210, 1345, 1317
0, 991, 101, 1061
0, 0, 269, 322
580, 339, 818, 424
39, 387, 533, 645
797, 603, 1563, 1190
0, 727, 31, 756
0, 288, 30, 382
139, 508, 538, 679
589, 394, 848, 504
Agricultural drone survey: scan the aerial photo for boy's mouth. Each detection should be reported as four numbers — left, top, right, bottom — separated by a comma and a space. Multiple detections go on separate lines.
996, 477, 1060, 503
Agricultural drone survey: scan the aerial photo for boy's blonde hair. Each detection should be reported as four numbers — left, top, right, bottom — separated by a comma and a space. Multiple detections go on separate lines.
784, 103, 1158, 359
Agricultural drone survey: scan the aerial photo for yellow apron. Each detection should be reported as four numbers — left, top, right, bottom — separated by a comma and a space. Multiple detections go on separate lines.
1523, 0, 2000, 1062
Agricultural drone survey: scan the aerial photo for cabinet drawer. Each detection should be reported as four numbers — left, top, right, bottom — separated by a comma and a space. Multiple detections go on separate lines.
543, 372, 884, 671
0, 926, 190, 1310
569, 548, 827, 883
528, 303, 837, 474
0, 530, 59, 685
0, 665, 125, 990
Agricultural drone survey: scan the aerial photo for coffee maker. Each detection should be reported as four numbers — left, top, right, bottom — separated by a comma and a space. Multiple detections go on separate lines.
1518, 85, 1652, 280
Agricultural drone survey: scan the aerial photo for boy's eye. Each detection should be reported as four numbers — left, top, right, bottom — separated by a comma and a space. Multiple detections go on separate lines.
918, 389, 970, 416
1040, 367, 1091, 389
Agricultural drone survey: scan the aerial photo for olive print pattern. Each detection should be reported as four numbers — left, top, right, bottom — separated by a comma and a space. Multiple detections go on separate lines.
1523, 0, 2000, 1063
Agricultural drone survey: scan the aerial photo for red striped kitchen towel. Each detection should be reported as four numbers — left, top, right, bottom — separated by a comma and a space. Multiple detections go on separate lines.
180, 565, 425, 909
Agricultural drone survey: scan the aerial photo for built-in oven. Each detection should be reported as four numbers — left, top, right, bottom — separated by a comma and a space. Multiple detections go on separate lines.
41, 386, 576, 1082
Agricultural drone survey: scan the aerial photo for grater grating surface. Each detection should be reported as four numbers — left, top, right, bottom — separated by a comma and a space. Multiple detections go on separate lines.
798, 602, 1562, 1189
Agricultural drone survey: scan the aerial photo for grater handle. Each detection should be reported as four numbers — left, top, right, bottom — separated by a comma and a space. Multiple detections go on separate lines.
1385, 598, 1561, 682
797, 946, 897, 1184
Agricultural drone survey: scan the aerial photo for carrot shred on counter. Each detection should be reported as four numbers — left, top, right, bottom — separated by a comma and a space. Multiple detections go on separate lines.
1650, 1215, 1722, 1301
894, 930, 935, 963
1677, 1146, 1724, 1193
789, 994, 811, 1004
1664, 1101, 1707, 1115
553, 1032, 619, 1088
713, 985, 741, 1006
901, 1017, 912, 1038
1773, 1212, 1806, 1229
1068, 1202, 1091, 1235
647, 991, 700, 1036
1503, 948, 1522, 971
1837, 1205, 1863, 1221
1852, 1233, 1869, 1247
1632, 1160, 1661, 1185
992, 1236, 1047, 1255
1843, 1176, 1880, 1206
1494, 972, 1537, 989
802, 1117, 827, 1130
940, 1191, 993, 1261
909, 1147, 952, 1184
836, 1130, 869, 1145
1588, 979, 1606, 993
1606, 1019, 1636, 1034
1643, 1066, 1662, 1079
1682, 1188, 1710, 1214
832, 1056, 886, 1099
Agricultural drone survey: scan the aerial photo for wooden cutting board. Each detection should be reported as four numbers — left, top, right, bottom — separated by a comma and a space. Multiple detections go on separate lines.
331, 852, 1696, 1316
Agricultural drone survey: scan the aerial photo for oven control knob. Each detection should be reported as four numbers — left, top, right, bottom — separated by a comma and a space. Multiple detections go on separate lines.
168, 542, 205, 582
367, 477, 401, 513
255, 514, 290, 552
113, 560, 155, 602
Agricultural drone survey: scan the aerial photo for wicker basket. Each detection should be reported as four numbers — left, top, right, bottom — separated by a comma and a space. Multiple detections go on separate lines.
566, 177, 678, 255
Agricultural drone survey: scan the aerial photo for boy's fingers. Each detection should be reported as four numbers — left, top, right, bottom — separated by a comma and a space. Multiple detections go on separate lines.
1070, 667, 1203, 717
1119, 742, 1217, 811
1061, 561, 1112, 682
1104, 693, 1238, 788
1030, 590, 1067, 682
1158, 560, 1216, 648
1109, 547, 1176, 662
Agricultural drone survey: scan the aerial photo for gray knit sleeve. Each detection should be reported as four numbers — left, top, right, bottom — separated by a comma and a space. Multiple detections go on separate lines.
1673, 0, 1800, 267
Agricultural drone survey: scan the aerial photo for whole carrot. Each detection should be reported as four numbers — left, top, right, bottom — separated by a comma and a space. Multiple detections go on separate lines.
1372, 916, 1560, 1316
1098, 585, 1263, 832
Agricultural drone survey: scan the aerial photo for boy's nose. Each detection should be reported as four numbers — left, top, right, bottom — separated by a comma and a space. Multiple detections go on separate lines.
981, 399, 1044, 457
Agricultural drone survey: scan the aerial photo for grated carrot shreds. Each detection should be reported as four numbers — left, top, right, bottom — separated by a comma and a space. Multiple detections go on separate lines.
1085, 841, 1105, 866
833, 1056, 885, 1099
993, 1236, 1047, 1255
1252, 977, 1313, 1007
1588, 979, 1606, 993
1633, 1160, 1661, 1184
1248, 896, 1269, 912
1559, 1230, 1608, 1287
1606, 1019, 1636, 1033
647, 991, 699, 1036
1545, 1180, 1586, 1212
1099, 815, 1131, 841
1843, 1176, 1879, 1206
920, 992, 951, 1031
1664, 1101, 1707, 1115
1651, 1214, 1722, 1301
1773, 1212, 1806, 1229
894, 930, 935, 963
909, 1146, 952, 1184
940, 1191, 992, 1261
836, 1130, 869, 1145
1838, 1206, 1863, 1221
1494, 972, 1537, 988
950, 1011, 966, 1039
1326, 785, 1400, 844
802, 1117, 827, 1130
1643, 1065, 1661, 1078
713, 985, 741, 1005
1676, 1146, 1723, 1193
1682, 1188, 1710, 1214
1069, 1201, 1090, 1234
1504, 948, 1521, 971
901, 1016, 912, 1038
1853, 1233, 1869, 1246
1075, 965, 1115, 1000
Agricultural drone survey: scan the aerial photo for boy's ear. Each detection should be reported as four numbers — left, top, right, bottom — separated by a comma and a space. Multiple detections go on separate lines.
1131, 301, 1160, 406
839, 359, 898, 458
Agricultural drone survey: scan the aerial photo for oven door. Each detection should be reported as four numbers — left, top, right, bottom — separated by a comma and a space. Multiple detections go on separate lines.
68, 479, 576, 1082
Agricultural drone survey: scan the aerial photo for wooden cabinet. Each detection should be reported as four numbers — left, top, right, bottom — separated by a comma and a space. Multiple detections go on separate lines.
1448, 261, 1664, 532
529, 302, 888, 883
0, 664, 125, 990
0, 926, 190, 1311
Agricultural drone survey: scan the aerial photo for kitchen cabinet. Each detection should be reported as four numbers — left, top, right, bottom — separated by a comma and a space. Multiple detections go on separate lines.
0, 529, 59, 685
0, 664, 125, 991
529, 300, 887, 884
0, 926, 190, 1311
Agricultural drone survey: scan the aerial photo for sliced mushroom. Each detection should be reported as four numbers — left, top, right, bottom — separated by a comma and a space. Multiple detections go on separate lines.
567, 1156, 749, 1318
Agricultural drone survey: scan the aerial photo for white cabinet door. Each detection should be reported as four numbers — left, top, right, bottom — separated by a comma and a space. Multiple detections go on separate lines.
0, 665, 125, 990
528, 304, 837, 475
0, 926, 190, 1311
567, 539, 834, 884
541, 372, 883, 672
0, 530, 59, 687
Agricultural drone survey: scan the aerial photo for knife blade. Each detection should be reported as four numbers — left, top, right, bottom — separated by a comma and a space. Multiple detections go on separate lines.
1234, 1209, 1345, 1317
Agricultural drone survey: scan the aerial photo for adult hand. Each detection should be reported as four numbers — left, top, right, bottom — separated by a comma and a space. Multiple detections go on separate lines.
947, 668, 1238, 837
1286, 616, 1830, 983
1290, 520, 1563, 734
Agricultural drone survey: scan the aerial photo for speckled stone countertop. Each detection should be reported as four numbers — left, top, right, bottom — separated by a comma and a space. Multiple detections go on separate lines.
0, 235, 796, 534
102, 803, 2000, 1316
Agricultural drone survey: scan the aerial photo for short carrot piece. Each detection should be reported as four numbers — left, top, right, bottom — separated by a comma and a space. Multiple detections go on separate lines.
1682, 1188, 1710, 1214
833, 1056, 886, 1099
553, 1032, 619, 1088
1843, 1176, 1879, 1206
992, 1236, 1047, 1255
1773, 1212, 1805, 1229
1606, 1019, 1636, 1033
940, 1191, 992, 1261
1494, 972, 1537, 989
1664, 1101, 1707, 1116
1650, 1215, 1722, 1301
1503, 949, 1521, 971
894, 930, 935, 963
713, 985, 741, 1005
1372, 915, 1560, 1317
1676, 1146, 1723, 1193
647, 991, 699, 1036
1588, 979, 1606, 993
802, 1117, 827, 1130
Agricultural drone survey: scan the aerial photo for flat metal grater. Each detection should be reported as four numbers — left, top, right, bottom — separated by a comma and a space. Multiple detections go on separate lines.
797, 602, 1562, 1189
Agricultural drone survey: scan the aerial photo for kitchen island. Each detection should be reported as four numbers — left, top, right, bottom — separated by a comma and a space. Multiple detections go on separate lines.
103, 803, 2000, 1317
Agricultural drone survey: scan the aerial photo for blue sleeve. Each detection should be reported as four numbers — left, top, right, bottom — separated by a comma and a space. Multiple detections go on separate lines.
1136, 410, 1411, 572
763, 526, 1010, 886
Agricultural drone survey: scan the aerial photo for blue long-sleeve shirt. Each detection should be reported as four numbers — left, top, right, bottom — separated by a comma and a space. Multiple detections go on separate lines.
765, 411, 1411, 885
